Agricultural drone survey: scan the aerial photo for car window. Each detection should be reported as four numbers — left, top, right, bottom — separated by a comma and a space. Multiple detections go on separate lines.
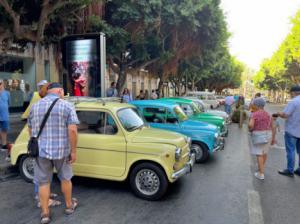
174, 106, 188, 121
76, 111, 118, 135
207, 95, 216, 100
118, 108, 145, 131
199, 95, 206, 100
181, 103, 194, 116
143, 107, 166, 123
195, 102, 205, 112
166, 109, 179, 124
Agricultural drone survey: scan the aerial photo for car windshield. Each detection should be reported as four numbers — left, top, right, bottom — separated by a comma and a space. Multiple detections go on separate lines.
117, 108, 145, 132
174, 106, 188, 121
181, 103, 200, 116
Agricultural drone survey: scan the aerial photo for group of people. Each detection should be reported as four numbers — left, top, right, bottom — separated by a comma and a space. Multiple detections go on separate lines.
248, 86, 300, 180
224, 94, 244, 115
1, 79, 78, 224
106, 81, 159, 103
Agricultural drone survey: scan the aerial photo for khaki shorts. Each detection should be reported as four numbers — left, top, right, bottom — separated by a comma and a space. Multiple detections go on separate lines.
34, 157, 73, 186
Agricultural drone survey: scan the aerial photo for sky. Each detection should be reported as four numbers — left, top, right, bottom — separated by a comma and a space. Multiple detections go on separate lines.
221, 0, 300, 70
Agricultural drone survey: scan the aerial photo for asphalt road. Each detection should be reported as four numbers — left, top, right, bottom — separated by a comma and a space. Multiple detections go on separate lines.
0, 104, 299, 224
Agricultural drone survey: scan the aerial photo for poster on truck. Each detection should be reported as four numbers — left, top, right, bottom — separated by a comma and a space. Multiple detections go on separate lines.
61, 33, 106, 97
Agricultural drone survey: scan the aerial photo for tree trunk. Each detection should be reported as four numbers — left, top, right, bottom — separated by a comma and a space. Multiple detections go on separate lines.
116, 54, 127, 94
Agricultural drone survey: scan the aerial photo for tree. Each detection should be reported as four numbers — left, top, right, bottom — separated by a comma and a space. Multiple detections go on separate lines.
0, 0, 95, 51
254, 9, 300, 94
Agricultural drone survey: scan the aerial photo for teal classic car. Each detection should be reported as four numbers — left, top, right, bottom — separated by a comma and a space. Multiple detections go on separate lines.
130, 100, 224, 163
159, 98, 228, 137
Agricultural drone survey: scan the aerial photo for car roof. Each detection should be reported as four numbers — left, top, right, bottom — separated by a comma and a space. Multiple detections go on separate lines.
65, 98, 135, 113
160, 97, 193, 103
187, 91, 214, 95
131, 100, 179, 108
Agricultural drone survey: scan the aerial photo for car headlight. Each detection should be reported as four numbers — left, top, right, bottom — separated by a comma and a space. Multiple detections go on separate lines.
175, 148, 182, 161
214, 132, 219, 138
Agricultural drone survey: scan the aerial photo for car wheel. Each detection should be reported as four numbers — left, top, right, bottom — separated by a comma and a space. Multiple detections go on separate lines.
191, 143, 209, 163
19, 155, 35, 182
129, 162, 168, 201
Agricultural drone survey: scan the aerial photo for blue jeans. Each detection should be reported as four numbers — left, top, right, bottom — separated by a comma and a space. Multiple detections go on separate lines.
284, 132, 300, 173
225, 104, 231, 115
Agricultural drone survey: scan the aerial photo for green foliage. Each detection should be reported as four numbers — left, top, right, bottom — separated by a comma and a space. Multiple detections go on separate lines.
0, 0, 242, 92
254, 9, 300, 90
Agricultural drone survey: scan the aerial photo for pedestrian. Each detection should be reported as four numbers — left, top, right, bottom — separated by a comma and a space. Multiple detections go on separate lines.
224, 94, 234, 115
144, 90, 149, 100
248, 97, 276, 180
106, 82, 118, 97
249, 93, 260, 112
121, 88, 133, 103
21, 80, 49, 120
277, 85, 300, 177
23, 83, 33, 111
151, 90, 158, 99
31, 81, 62, 209
137, 90, 145, 100
156, 89, 160, 99
28, 82, 79, 224
0, 79, 10, 151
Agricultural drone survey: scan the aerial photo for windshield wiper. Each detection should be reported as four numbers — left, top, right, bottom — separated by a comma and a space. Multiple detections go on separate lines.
127, 124, 144, 131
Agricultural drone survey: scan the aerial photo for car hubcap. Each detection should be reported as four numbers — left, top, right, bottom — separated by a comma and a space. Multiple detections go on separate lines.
22, 157, 35, 180
135, 169, 160, 196
191, 144, 203, 161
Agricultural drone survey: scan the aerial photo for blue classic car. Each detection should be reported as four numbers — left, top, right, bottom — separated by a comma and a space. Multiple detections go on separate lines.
130, 100, 224, 163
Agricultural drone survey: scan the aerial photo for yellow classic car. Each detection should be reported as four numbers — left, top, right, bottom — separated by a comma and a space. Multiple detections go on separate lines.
11, 97, 195, 200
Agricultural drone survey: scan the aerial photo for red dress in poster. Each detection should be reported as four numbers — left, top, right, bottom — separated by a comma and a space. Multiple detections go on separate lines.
72, 73, 87, 96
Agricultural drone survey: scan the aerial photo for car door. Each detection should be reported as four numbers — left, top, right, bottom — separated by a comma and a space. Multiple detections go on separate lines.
142, 106, 181, 133
73, 110, 126, 177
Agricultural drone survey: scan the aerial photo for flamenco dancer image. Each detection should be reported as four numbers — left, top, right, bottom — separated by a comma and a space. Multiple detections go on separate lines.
72, 73, 87, 96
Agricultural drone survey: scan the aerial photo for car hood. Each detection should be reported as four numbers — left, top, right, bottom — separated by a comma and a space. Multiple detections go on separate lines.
181, 119, 218, 132
131, 127, 185, 146
206, 110, 228, 118
190, 114, 224, 126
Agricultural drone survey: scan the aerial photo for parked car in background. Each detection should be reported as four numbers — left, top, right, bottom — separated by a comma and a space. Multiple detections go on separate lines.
215, 95, 226, 105
186, 91, 219, 109
159, 98, 228, 136
131, 100, 224, 163
11, 97, 195, 200
183, 97, 230, 124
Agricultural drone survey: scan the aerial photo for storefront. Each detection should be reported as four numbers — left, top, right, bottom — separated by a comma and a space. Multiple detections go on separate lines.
0, 44, 58, 111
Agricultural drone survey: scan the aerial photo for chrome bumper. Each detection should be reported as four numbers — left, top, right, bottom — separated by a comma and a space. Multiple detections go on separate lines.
213, 138, 225, 151
221, 125, 229, 137
172, 153, 195, 180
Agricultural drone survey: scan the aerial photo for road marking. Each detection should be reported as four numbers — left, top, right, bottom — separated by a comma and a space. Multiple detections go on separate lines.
248, 190, 264, 224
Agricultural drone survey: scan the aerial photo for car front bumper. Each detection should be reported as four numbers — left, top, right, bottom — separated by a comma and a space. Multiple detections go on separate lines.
221, 125, 229, 137
213, 137, 225, 152
172, 153, 195, 180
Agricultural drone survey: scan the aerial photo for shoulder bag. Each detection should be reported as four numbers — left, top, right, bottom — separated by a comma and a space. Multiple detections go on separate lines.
27, 98, 59, 157
251, 130, 269, 145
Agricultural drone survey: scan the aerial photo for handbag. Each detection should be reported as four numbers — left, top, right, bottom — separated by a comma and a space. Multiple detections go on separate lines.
251, 131, 269, 145
27, 98, 59, 157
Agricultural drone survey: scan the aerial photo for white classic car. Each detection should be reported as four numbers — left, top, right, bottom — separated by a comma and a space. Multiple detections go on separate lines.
183, 97, 230, 124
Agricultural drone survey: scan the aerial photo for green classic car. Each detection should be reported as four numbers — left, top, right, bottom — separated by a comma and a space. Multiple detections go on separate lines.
158, 98, 228, 137
11, 97, 195, 201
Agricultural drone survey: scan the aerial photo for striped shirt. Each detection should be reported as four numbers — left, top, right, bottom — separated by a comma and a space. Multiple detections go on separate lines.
28, 94, 79, 160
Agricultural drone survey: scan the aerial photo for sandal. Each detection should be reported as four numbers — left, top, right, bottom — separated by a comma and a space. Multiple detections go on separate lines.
65, 198, 78, 215
37, 199, 62, 208
40, 214, 51, 224
50, 193, 58, 198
